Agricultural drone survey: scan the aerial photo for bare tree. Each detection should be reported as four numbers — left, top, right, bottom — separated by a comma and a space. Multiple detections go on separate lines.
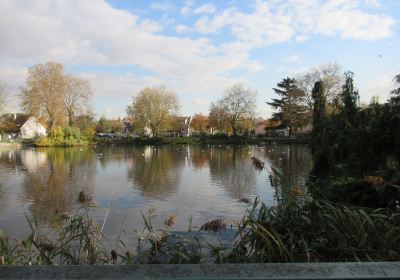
0, 82, 8, 113
64, 75, 93, 126
127, 86, 179, 137
216, 83, 257, 136
19, 62, 66, 128
296, 62, 343, 111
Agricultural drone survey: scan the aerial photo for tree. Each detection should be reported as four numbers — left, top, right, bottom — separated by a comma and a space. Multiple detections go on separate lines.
310, 80, 326, 162
191, 113, 209, 133
341, 71, 359, 124
19, 62, 93, 129
0, 82, 8, 114
208, 102, 230, 134
296, 63, 343, 112
390, 73, 400, 106
19, 62, 66, 128
64, 75, 92, 126
268, 77, 308, 137
312, 81, 326, 130
127, 86, 179, 137
216, 83, 257, 136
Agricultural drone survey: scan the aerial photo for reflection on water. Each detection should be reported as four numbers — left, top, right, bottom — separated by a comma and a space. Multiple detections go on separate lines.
127, 146, 185, 198
0, 144, 312, 240
208, 146, 256, 199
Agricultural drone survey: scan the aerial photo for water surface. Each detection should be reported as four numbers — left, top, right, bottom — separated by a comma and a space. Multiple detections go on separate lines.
0, 144, 312, 241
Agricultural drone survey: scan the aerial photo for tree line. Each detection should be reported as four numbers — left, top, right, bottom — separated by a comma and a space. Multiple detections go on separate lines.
0, 61, 398, 143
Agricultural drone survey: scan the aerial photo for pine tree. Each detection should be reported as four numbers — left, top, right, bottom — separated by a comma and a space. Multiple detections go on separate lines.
268, 77, 307, 137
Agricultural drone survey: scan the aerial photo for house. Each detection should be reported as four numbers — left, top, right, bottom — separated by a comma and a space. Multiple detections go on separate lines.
157, 116, 193, 137
0, 113, 29, 141
254, 119, 281, 136
123, 117, 135, 134
176, 116, 192, 137
20, 116, 47, 139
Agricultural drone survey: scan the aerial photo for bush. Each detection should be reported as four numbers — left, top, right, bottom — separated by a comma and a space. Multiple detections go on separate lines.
49, 126, 64, 140
84, 127, 96, 141
64, 126, 81, 139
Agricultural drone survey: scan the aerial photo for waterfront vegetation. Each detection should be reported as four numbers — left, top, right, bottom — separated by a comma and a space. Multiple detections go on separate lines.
35, 126, 94, 147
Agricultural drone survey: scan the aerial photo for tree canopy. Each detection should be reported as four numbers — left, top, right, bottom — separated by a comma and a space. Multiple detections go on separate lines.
127, 86, 179, 137
268, 77, 308, 136
212, 83, 257, 136
19, 62, 93, 128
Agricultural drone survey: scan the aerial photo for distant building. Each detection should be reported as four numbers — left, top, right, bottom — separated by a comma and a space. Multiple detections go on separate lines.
122, 117, 135, 134
176, 116, 193, 137
255, 119, 282, 136
157, 116, 193, 137
1, 113, 29, 141
20, 117, 47, 139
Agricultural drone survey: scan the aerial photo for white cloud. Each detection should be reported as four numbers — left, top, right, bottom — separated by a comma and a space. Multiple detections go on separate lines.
0, 0, 260, 77
149, 1, 174, 12
175, 24, 191, 34
180, 0, 194, 15
363, 0, 381, 8
193, 3, 216, 14
195, 0, 395, 46
314, 1, 394, 40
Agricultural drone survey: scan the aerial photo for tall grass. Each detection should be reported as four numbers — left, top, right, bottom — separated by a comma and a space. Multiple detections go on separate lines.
224, 160, 400, 263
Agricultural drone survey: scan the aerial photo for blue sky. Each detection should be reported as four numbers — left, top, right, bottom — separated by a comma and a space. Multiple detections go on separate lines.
1, 0, 399, 118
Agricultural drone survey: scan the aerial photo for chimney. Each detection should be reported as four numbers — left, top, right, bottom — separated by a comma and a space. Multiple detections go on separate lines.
14, 113, 16, 120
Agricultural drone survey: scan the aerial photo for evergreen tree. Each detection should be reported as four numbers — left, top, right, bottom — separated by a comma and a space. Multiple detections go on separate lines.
310, 81, 331, 176
341, 71, 359, 125
268, 77, 307, 137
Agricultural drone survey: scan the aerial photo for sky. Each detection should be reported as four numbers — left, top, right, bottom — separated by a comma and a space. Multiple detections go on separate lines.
1, 0, 399, 119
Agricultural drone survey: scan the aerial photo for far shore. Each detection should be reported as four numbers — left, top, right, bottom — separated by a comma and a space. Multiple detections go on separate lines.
1, 136, 309, 148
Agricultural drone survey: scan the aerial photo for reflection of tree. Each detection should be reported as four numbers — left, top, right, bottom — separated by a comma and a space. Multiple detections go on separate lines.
265, 145, 312, 187
127, 145, 184, 198
190, 145, 210, 169
209, 146, 256, 199
21, 147, 96, 226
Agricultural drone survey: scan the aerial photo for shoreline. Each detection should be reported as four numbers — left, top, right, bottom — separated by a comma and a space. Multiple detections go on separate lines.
1, 137, 310, 148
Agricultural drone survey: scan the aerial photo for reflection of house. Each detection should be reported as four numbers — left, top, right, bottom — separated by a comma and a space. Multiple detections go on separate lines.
21, 149, 47, 171
20, 117, 47, 139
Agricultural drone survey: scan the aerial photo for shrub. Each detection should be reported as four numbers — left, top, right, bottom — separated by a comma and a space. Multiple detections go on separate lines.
64, 126, 81, 139
49, 126, 64, 140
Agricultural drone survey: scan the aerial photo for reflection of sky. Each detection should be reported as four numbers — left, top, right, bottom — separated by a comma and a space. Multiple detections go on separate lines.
0, 145, 311, 243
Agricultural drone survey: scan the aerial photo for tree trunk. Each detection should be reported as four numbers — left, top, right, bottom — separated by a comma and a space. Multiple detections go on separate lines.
68, 113, 73, 127
231, 122, 237, 136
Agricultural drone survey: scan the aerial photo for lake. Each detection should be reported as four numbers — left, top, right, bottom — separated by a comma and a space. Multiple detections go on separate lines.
0, 144, 312, 243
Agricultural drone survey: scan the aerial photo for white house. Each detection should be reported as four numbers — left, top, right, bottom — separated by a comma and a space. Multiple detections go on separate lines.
20, 117, 47, 139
